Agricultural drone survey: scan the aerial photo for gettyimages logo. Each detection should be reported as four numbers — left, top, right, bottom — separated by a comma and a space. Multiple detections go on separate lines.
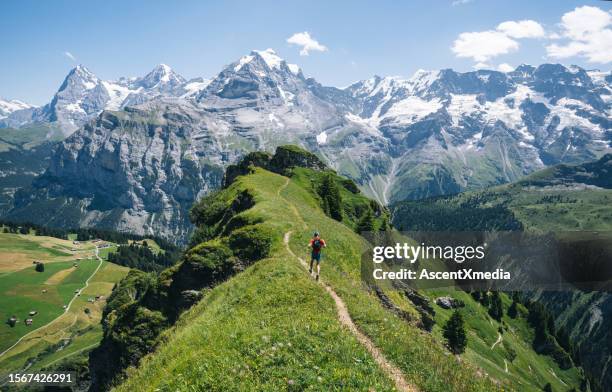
360, 231, 612, 292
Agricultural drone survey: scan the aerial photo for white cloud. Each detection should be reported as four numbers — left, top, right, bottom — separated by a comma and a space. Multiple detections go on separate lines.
497, 20, 545, 39
286, 32, 328, 56
473, 62, 491, 70
452, 18, 544, 65
64, 51, 76, 61
546, 6, 612, 64
497, 63, 514, 72
558, 5, 611, 41
452, 31, 519, 62
452, 0, 473, 6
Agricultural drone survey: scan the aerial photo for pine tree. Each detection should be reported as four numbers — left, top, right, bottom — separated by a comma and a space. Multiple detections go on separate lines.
356, 209, 375, 234
443, 310, 467, 354
488, 291, 503, 321
556, 326, 572, 353
508, 300, 518, 319
318, 174, 342, 221
481, 291, 490, 307
470, 291, 481, 302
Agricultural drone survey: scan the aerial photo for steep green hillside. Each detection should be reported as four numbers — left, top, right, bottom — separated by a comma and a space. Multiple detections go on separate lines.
83, 145, 586, 391
392, 154, 612, 233
391, 154, 612, 391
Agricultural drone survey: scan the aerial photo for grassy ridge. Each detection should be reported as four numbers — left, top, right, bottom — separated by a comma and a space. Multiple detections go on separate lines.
117, 167, 495, 391
117, 170, 395, 391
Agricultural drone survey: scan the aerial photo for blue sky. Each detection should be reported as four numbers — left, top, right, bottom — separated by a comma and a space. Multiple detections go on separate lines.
1, 0, 611, 105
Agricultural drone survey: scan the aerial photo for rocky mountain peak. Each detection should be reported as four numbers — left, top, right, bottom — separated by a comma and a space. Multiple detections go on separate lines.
60, 65, 100, 91
136, 63, 186, 89
198, 49, 306, 102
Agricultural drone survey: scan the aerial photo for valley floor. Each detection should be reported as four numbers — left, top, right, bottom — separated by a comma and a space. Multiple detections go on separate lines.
0, 233, 128, 377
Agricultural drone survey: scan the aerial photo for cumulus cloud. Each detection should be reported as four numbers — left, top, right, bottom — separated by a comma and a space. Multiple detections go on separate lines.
546, 6, 612, 64
452, 0, 473, 6
497, 20, 545, 38
286, 32, 328, 56
473, 62, 491, 70
452, 19, 543, 63
64, 51, 76, 61
497, 63, 514, 72
452, 31, 519, 62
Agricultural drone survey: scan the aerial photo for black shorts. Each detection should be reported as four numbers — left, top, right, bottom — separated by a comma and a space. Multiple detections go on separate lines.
311, 252, 321, 262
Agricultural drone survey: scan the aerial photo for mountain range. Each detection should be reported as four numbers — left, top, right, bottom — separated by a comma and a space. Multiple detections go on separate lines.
0, 64, 207, 135
1, 49, 610, 240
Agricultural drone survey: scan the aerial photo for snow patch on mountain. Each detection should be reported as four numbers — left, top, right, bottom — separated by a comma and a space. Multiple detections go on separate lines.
0, 98, 34, 119
407, 69, 441, 93
316, 131, 327, 144
101, 81, 135, 111
234, 55, 255, 72
384, 97, 443, 125
182, 78, 211, 97
447, 94, 481, 126
254, 49, 283, 70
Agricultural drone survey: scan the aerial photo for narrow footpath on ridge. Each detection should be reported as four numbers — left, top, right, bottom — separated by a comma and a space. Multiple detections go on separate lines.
278, 178, 416, 392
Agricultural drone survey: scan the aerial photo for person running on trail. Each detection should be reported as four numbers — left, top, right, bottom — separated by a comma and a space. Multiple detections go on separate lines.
308, 232, 327, 281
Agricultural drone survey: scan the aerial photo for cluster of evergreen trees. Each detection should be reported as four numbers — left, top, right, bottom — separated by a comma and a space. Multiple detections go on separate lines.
314, 171, 388, 234
470, 290, 504, 321
317, 173, 342, 221
391, 194, 523, 232
1, 220, 45, 235
523, 299, 576, 370
471, 290, 583, 377
441, 291, 503, 356
107, 242, 180, 273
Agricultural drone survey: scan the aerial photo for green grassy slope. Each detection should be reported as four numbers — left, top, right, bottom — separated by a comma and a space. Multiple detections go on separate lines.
116, 170, 398, 391
285, 168, 581, 391
391, 154, 612, 233
391, 154, 612, 391
111, 146, 592, 391
116, 159, 497, 391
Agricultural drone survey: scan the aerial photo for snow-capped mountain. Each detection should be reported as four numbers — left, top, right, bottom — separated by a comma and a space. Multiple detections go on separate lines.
0, 64, 208, 135
331, 64, 611, 202
3, 50, 611, 241
0, 98, 34, 120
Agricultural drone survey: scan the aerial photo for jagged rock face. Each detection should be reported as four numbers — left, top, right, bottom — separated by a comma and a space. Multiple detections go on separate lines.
4, 53, 611, 241
10, 105, 225, 241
